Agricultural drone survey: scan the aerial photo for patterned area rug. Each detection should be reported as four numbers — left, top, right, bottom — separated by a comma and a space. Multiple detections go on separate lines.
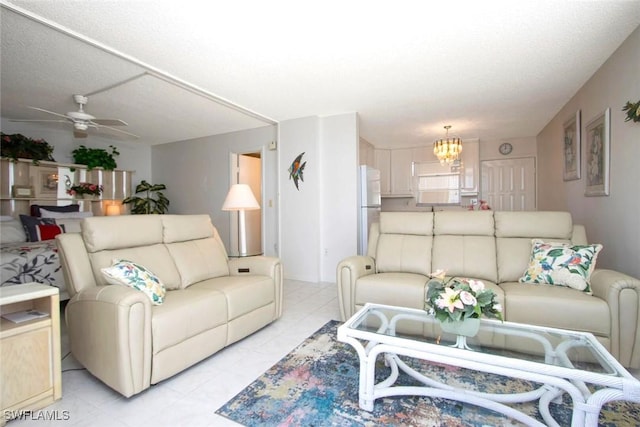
216, 320, 640, 426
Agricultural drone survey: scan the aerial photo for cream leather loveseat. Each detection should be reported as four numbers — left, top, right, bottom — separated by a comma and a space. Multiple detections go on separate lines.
56, 214, 283, 397
337, 211, 640, 369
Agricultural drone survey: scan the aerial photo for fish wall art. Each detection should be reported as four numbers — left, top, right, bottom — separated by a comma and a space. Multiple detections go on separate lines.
288, 152, 307, 190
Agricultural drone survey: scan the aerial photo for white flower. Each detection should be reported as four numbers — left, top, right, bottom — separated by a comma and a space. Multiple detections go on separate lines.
460, 291, 477, 306
468, 279, 485, 293
493, 303, 502, 313
430, 269, 446, 280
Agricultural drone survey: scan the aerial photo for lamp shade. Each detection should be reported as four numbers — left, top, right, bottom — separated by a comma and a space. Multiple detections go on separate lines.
222, 184, 260, 211
105, 204, 121, 216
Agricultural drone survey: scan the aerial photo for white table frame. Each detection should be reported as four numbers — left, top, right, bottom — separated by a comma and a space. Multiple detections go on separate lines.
337, 303, 640, 427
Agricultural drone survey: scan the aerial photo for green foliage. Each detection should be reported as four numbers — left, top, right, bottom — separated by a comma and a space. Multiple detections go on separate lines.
622, 100, 640, 123
122, 180, 170, 214
1, 133, 55, 164
71, 145, 119, 170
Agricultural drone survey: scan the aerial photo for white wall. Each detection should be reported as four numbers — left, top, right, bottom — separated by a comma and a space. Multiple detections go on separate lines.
479, 136, 537, 161
0, 119, 151, 183
320, 113, 359, 281
279, 113, 359, 282
537, 26, 640, 278
151, 125, 278, 256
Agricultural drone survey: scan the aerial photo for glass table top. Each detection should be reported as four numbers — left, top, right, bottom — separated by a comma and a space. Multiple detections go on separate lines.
343, 303, 626, 380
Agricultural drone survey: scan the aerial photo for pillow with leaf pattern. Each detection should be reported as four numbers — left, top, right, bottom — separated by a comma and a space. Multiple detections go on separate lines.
101, 259, 166, 305
518, 239, 602, 294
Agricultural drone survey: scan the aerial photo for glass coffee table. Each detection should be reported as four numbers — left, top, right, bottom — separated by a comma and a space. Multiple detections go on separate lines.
337, 303, 640, 427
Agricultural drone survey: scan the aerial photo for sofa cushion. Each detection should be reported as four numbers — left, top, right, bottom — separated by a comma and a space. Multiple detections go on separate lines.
376, 212, 433, 275
82, 215, 164, 252
190, 275, 274, 321
19, 215, 57, 241
433, 210, 494, 236
151, 287, 228, 354
161, 214, 215, 243
500, 282, 610, 336
519, 240, 602, 293
494, 211, 573, 239
89, 244, 183, 290
432, 211, 497, 283
165, 238, 230, 288
355, 272, 429, 310
101, 259, 166, 305
432, 235, 498, 283
495, 211, 575, 283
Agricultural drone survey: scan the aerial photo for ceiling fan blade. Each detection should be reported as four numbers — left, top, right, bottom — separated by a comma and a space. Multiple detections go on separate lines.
92, 123, 140, 139
27, 106, 71, 120
73, 129, 88, 138
8, 119, 68, 123
92, 119, 128, 126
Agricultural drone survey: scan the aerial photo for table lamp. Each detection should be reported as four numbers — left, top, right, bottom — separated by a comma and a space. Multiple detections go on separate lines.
222, 184, 260, 256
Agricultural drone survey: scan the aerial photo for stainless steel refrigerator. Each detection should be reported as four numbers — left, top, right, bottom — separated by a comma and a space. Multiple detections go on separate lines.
358, 165, 382, 255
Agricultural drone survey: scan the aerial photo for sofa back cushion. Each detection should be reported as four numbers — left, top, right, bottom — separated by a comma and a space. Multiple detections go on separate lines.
166, 236, 230, 288
432, 211, 497, 283
89, 244, 183, 290
160, 214, 230, 288
161, 214, 214, 243
82, 215, 164, 252
494, 211, 573, 283
375, 212, 433, 275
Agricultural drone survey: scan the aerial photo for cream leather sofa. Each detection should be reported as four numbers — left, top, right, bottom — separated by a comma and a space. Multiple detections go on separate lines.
337, 211, 640, 369
56, 214, 283, 397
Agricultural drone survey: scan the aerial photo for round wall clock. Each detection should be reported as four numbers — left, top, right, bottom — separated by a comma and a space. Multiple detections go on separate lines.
499, 142, 513, 155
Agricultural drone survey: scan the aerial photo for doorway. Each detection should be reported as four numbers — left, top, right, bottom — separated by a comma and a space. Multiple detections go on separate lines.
481, 157, 536, 211
229, 151, 263, 256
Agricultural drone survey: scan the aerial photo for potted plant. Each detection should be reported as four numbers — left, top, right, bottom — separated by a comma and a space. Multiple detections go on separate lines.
71, 145, 119, 170
122, 180, 170, 214
1, 133, 55, 164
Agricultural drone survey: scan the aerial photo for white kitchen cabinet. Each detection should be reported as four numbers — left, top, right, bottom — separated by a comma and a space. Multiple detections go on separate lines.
390, 148, 413, 196
373, 149, 391, 196
459, 139, 479, 195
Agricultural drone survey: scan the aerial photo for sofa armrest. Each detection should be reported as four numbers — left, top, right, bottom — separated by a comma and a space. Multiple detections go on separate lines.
228, 256, 283, 318
66, 285, 152, 397
337, 255, 376, 321
590, 269, 640, 369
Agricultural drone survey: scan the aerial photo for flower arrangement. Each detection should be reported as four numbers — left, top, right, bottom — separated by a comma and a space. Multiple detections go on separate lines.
1, 132, 55, 164
425, 270, 503, 323
66, 182, 103, 197
467, 200, 491, 211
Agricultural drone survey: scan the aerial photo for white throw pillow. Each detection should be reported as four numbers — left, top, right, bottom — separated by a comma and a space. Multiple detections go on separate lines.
0, 219, 27, 243
39, 209, 93, 219
101, 259, 166, 305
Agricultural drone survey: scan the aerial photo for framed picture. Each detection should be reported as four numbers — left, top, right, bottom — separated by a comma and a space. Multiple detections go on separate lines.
585, 108, 610, 196
563, 110, 581, 181
11, 185, 34, 198
38, 168, 59, 196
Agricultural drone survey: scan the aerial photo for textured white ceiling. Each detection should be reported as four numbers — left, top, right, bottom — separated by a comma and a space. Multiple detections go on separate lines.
1, 0, 639, 147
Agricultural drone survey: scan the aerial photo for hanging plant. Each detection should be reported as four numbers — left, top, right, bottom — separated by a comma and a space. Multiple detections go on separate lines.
622, 100, 640, 122
0, 133, 55, 164
71, 145, 119, 170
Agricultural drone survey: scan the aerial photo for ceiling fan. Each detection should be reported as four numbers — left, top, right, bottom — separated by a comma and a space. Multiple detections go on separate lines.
9, 95, 139, 139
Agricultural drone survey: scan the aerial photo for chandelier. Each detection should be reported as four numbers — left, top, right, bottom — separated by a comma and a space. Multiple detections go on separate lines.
433, 125, 462, 165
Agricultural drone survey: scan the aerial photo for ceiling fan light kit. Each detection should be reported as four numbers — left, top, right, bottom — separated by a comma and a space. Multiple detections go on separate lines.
9, 94, 139, 139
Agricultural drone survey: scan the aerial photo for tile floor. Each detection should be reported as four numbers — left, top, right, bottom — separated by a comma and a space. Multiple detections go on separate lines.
7, 279, 640, 426
8, 280, 340, 427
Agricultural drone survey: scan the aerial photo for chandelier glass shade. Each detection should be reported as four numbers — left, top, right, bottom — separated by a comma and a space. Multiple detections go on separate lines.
433, 125, 462, 165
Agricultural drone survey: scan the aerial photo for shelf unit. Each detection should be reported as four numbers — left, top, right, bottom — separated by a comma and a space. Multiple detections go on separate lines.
0, 283, 61, 424
0, 158, 133, 217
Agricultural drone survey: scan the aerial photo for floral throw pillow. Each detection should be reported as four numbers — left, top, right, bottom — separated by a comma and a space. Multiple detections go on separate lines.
101, 259, 166, 305
519, 239, 602, 294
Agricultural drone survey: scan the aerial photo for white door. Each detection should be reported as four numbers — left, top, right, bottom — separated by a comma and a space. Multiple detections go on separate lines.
481, 157, 536, 211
